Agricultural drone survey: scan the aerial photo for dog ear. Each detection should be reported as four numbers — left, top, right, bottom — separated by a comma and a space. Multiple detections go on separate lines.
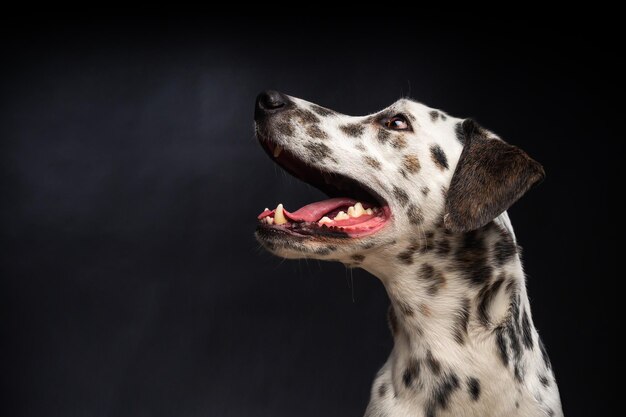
444, 119, 545, 232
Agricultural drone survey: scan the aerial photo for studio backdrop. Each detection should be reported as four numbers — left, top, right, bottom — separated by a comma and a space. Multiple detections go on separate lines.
1, 19, 619, 417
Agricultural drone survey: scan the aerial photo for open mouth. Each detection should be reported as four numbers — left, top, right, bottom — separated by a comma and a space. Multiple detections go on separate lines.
256, 139, 391, 239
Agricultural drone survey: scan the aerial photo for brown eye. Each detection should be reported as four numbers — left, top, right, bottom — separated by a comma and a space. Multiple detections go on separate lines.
383, 115, 410, 130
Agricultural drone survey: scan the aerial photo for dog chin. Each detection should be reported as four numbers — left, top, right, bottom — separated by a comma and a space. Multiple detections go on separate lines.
255, 227, 356, 261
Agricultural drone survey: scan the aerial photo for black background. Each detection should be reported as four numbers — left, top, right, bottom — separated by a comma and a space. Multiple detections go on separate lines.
1, 17, 620, 417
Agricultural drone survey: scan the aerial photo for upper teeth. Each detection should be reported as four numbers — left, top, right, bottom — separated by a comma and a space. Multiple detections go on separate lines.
347, 202, 365, 218
322, 203, 376, 224
274, 203, 288, 224
341, 202, 374, 220
273, 145, 283, 158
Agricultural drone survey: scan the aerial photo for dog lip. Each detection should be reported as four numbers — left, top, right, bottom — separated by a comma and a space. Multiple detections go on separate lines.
256, 223, 352, 239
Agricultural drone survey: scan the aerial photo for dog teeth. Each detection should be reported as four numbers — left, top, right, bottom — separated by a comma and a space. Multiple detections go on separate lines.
273, 145, 283, 158
334, 211, 349, 221
264, 202, 376, 227
347, 202, 365, 218
318, 216, 333, 225
274, 203, 288, 225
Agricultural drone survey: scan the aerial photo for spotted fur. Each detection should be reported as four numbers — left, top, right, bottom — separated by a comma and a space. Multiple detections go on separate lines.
254, 93, 562, 417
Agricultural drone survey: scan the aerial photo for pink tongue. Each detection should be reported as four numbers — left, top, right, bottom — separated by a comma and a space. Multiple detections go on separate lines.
258, 197, 358, 222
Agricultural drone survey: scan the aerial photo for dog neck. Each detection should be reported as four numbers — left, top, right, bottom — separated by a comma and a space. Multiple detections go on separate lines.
359, 214, 561, 416
367, 215, 524, 352
368, 218, 522, 352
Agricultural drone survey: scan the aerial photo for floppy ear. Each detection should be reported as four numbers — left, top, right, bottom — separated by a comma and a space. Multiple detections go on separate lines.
444, 119, 545, 232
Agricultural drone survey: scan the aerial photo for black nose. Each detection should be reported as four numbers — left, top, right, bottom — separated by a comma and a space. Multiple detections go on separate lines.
255, 90, 289, 119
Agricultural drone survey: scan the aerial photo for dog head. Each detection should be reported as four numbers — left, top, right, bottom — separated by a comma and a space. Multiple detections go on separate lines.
254, 91, 544, 263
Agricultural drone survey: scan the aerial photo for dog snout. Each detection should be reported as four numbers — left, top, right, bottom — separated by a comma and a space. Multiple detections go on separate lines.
255, 90, 290, 120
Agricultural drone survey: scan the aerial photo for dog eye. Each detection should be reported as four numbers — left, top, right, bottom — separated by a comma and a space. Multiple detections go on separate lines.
383, 115, 410, 130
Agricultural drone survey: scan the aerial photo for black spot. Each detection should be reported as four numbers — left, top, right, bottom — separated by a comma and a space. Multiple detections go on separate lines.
351, 254, 365, 262
276, 122, 294, 136
440, 113, 447, 121
453, 298, 471, 344
306, 124, 328, 139
467, 377, 481, 401
426, 372, 460, 416
426, 350, 442, 376
310, 104, 335, 117
454, 228, 493, 286
377, 128, 390, 144
391, 135, 407, 149
506, 294, 524, 377
398, 240, 421, 264
429, 110, 439, 122
505, 279, 517, 295
397, 250, 413, 264
420, 264, 445, 296
402, 358, 421, 388
388, 306, 398, 335
399, 168, 408, 179
514, 364, 524, 383
314, 245, 337, 256
378, 383, 387, 397
547, 409, 555, 417
403, 154, 421, 173
340, 123, 365, 137
495, 325, 509, 366
304, 142, 332, 160
539, 375, 550, 387
401, 368, 411, 387
421, 186, 430, 196
364, 156, 382, 169
355, 143, 366, 151
435, 239, 451, 256
515, 401, 520, 409
293, 108, 320, 124
493, 234, 517, 266
538, 336, 552, 370
397, 301, 414, 316
407, 204, 424, 225
455, 121, 467, 145
521, 309, 533, 350
430, 144, 449, 170
393, 186, 410, 206
477, 276, 505, 326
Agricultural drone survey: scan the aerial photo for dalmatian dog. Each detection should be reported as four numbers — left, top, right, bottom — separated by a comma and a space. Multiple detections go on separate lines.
253, 90, 563, 417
